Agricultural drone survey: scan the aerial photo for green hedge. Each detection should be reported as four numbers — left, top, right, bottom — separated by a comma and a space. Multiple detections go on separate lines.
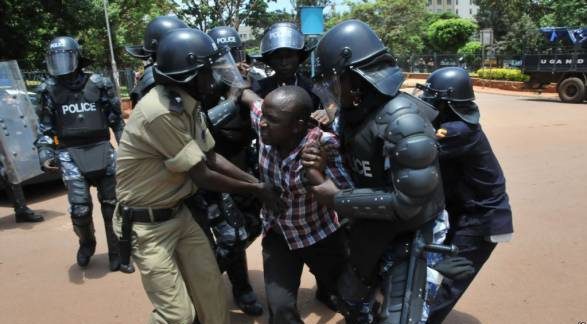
475, 68, 530, 82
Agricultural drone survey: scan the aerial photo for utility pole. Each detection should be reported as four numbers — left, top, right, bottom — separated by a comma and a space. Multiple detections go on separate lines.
102, 0, 120, 95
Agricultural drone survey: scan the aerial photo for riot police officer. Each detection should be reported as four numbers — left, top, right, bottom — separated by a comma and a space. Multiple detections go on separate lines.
0, 88, 43, 223
251, 23, 321, 109
201, 26, 264, 316
125, 15, 188, 107
36, 36, 127, 271
302, 20, 445, 323
416, 67, 514, 323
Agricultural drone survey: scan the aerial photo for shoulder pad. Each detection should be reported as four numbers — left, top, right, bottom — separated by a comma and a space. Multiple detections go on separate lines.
36, 77, 57, 95
36, 81, 49, 93
89, 74, 113, 89
89, 73, 103, 85
102, 77, 114, 88
143, 66, 154, 79
376, 93, 438, 125
376, 93, 437, 143
135, 68, 155, 93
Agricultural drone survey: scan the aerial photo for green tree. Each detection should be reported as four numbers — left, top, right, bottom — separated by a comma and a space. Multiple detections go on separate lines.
425, 11, 459, 26
474, 0, 529, 41
537, 0, 587, 27
458, 41, 482, 70
427, 18, 478, 53
177, 0, 274, 32
0, 0, 175, 70
0, 0, 103, 69
496, 14, 545, 55
325, 0, 428, 57
87, 0, 176, 69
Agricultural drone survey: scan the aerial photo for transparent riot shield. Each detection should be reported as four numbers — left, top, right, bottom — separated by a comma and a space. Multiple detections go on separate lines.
0, 60, 44, 184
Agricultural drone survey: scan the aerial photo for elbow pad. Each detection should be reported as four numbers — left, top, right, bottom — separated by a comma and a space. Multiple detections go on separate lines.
38, 147, 55, 165
334, 188, 422, 222
207, 99, 239, 129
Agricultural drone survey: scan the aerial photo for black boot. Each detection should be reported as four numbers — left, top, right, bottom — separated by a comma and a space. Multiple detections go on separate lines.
73, 223, 96, 268
234, 290, 263, 316
316, 287, 338, 312
103, 220, 121, 271
15, 206, 44, 223
10, 183, 44, 223
228, 251, 263, 316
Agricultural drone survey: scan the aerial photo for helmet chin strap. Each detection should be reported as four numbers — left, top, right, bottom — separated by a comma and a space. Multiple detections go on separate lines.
351, 88, 362, 107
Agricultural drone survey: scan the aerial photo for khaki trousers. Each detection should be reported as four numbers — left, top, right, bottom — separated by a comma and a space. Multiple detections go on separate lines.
114, 205, 229, 324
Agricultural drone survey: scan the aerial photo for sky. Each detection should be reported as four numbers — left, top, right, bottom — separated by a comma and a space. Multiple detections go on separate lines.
267, 0, 351, 14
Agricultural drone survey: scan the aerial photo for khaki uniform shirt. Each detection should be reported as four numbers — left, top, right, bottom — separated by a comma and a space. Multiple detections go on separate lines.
116, 85, 215, 208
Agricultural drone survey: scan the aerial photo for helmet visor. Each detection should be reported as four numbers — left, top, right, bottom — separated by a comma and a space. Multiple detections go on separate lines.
230, 47, 246, 63
351, 54, 404, 97
46, 50, 78, 76
313, 72, 341, 113
211, 49, 248, 88
262, 28, 304, 54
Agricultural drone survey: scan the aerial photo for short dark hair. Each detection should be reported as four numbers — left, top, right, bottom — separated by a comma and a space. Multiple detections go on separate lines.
267, 85, 313, 121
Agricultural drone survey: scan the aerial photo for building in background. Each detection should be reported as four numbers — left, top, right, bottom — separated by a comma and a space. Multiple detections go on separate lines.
237, 25, 257, 42
426, 0, 479, 20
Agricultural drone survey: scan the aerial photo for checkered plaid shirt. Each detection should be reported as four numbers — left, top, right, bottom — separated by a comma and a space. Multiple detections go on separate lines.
251, 101, 353, 249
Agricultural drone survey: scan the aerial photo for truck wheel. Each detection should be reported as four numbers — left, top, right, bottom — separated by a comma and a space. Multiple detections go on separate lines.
558, 77, 585, 103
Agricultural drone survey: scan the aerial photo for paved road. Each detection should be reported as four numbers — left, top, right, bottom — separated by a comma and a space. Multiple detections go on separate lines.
1, 92, 585, 324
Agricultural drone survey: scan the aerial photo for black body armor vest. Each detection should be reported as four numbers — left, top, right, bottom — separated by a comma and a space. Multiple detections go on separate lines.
340, 93, 445, 230
47, 74, 110, 147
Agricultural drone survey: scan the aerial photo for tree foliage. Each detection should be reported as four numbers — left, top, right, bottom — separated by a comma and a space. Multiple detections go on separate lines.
458, 41, 482, 70
496, 14, 545, 54
473, 0, 528, 41
177, 0, 274, 33
537, 0, 587, 28
0, 0, 175, 70
475, 0, 586, 54
427, 18, 477, 53
325, 0, 428, 57
0, 0, 102, 69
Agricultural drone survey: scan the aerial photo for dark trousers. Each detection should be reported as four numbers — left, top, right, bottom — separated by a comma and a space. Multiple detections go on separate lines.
226, 248, 253, 296
427, 234, 497, 324
262, 229, 346, 324
6, 182, 27, 211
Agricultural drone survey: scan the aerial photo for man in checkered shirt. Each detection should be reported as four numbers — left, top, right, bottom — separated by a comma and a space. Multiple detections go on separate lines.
247, 85, 353, 323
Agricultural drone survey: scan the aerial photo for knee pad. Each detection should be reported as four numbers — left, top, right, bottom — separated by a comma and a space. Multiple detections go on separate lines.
71, 204, 92, 226
97, 176, 117, 205
66, 180, 91, 206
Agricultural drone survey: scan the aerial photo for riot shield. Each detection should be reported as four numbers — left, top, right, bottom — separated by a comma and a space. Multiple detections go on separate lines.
0, 60, 44, 184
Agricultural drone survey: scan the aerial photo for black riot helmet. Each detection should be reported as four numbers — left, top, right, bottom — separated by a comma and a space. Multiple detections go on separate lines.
207, 26, 246, 63
125, 16, 188, 60
315, 20, 404, 98
416, 67, 479, 124
259, 22, 310, 62
46, 36, 85, 77
153, 28, 247, 88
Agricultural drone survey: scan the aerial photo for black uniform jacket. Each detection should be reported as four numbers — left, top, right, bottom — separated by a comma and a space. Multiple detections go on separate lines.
438, 120, 514, 237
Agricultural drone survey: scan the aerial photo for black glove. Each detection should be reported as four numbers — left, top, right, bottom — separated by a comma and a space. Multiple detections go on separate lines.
432, 256, 475, 280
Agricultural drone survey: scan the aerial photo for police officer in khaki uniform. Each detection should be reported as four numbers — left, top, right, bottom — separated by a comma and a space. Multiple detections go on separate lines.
114, 28, 284, 324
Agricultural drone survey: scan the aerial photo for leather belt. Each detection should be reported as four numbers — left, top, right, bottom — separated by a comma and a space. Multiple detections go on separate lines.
121, 206, 176, 223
